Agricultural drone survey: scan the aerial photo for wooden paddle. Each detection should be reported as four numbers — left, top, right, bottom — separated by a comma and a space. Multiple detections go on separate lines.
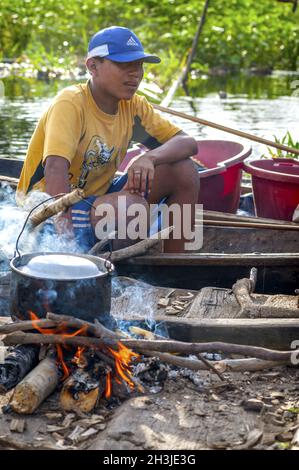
153, 103, 299, 157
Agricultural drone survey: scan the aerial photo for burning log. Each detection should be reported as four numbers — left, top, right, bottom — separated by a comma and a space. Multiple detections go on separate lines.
10, 356, 59, 414
0, 319, 57, 335
60, 369, 100, 414
46, 312, 118, 342
28, 189, 85, 228
3, 331, 109, 349
0, 345, 40, 394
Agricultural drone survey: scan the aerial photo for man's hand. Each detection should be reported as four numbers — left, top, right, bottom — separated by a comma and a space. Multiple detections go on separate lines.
123, 153, 155, 196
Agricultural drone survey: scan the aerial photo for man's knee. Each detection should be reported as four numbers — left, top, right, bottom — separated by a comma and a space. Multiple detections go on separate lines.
90, 190, 149, 229
171, 159, 199, 191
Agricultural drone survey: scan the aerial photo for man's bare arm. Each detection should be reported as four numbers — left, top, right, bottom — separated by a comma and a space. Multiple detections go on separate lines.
44, 156, 73, 235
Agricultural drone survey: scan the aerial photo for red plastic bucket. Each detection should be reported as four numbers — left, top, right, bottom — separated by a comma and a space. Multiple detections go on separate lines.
193, 140, 251, 213
243, 158, 299, 220
121, 140, 251, 214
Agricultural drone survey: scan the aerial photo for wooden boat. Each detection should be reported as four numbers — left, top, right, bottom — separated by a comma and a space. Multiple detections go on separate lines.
1, 156, 299, 294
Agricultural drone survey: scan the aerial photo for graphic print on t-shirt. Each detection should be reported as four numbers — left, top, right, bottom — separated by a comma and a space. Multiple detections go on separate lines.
78, 136, 115, 188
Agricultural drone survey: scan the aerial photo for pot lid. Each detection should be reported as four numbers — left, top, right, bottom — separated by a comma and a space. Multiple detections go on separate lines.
19, 254, 103, 280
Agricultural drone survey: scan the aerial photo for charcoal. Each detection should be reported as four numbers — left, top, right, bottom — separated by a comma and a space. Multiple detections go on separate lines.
0, 344, 40, 393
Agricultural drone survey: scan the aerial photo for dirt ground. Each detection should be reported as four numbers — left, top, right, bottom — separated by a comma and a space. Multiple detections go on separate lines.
0, 364, 299, 451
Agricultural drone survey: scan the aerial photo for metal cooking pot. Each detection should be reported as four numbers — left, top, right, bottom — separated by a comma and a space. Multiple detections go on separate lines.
10, 252, 115, 328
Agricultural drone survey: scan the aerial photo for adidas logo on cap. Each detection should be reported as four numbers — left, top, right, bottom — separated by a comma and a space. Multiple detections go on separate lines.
126, 36, 138, 47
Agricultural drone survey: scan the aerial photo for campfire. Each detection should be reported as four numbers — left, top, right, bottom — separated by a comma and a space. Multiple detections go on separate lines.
0, 312, 145, 414
0, 308, 294, 419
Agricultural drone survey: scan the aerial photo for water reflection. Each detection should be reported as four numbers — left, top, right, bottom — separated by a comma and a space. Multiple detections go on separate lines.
0, 73, 298, 161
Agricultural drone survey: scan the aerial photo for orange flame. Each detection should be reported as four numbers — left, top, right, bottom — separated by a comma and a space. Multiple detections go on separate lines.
105, 371, 112, 399
29, 311, 87, 381
107, 342, 140, 392
29, 312, 142, 396
72, 347, 86, 366
56, 344, 70, 381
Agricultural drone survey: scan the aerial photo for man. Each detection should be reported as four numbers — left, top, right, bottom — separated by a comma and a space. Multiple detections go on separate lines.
17, 26, 199, 252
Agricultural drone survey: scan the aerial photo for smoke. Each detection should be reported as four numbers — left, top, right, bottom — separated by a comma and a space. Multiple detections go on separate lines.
111, 277, 169, 338
0, 186, 79, 267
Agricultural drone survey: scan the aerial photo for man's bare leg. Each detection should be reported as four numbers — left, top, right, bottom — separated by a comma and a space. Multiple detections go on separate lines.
147, 158, 199, 252
90, 190, 149, 250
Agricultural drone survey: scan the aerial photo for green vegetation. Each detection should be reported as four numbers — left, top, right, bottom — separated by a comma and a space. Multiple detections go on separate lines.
0, 0, 298, 87
264, 131, 299, 159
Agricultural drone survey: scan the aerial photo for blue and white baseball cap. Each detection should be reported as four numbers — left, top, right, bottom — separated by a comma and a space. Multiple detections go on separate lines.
87, 26, 161, 63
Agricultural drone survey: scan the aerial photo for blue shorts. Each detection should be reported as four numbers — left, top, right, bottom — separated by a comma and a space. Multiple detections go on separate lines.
42, 173, 165, 252
71, 173, 129, 251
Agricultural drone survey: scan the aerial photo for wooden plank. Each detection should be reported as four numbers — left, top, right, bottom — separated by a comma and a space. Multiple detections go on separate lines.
201, 209, 298, 226
122, 316, 299, 350
116, 263, 298, 295
199, 226, 299, 254
122, 253, 299, 266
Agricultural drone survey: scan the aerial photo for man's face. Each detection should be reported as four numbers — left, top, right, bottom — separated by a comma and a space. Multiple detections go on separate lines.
89, 58, 144, 100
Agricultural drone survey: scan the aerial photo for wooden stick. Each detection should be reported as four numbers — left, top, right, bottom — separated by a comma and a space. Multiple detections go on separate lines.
3, 331, 108, 349
162, 0, 210, 106
96, 226, 173, 261
153, 104, 299, 156
139, 347, 225, 380
121, 339, 293, 362
28, 189, 85, 228
46, 312, 118, 342
139, 351, 288, 372
3, 328, 295, 362
0, 319, 57, 335
203, 219, 299, 231
88, 230, 117, 255
9, 356, 59, 414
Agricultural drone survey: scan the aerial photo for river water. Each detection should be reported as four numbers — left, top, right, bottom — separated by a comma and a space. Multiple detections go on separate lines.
0, 72, 298, 161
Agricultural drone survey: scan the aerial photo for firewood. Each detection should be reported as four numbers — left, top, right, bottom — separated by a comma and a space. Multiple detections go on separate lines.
28, 189, 85, 228
46, 312, 118, 341
139, 350, 224, 380
3, 331, 108, 349
94, 226, 173, 261
0, 319, 57, 335
0, 344, 40, 394
121, 339, 293, 362
2, 330, 294, 362
139, 352, 288, 372
10, 356, 59, 414
60, 369, 100, 414
88, 230, 117, 255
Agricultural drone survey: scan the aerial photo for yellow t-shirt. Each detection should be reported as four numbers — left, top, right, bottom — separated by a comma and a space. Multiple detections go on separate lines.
17, 81, 181, 203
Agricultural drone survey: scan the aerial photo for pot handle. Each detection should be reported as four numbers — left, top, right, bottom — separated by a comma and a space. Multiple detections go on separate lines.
103, 240, 114, 275
15, 194, 64, 258
104, 258, 114, 275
